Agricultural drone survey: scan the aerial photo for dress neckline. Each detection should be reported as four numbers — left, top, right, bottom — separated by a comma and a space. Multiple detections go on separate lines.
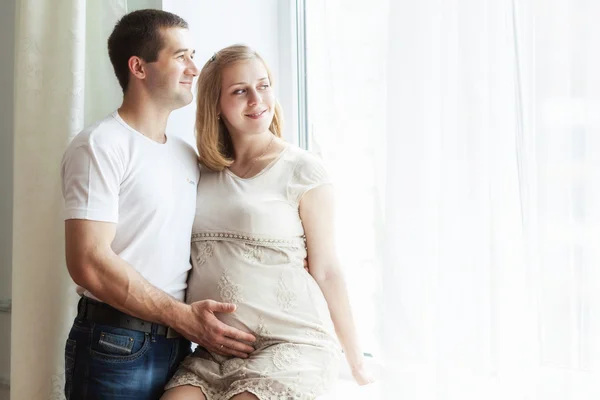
225, 145, 290, 181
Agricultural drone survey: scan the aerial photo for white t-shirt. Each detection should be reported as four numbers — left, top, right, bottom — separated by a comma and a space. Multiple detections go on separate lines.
61, 111, 199, 301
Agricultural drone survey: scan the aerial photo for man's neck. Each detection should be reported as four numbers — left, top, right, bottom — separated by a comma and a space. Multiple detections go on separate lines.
118, 95, 170, 144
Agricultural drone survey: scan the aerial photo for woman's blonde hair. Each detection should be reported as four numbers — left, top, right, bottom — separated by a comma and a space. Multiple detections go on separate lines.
195, 44, 284, 171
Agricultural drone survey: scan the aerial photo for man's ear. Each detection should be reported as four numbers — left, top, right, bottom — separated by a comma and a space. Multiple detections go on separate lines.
128, 56, 146, 80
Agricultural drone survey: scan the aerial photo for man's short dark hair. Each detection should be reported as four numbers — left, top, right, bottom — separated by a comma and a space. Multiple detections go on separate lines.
108, 9, 188, 92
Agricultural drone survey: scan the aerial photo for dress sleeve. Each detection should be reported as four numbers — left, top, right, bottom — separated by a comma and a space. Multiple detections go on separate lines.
286, 152, 331, 204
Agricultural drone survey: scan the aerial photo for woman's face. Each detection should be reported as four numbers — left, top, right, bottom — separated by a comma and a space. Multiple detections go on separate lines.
218, 58, 275, 137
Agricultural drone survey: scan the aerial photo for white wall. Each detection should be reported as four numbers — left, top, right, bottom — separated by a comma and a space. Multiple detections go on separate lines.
0, 0, 15, 397
129, 0, 162, 10
162, 0, 298, 145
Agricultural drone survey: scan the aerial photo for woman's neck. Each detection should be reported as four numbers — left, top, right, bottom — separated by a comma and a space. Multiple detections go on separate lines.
230, 131, 275, 163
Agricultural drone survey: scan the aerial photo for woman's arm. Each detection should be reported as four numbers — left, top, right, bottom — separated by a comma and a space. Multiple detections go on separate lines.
299, 184, 373, 385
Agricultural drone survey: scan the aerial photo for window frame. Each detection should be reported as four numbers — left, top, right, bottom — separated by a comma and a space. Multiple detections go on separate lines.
288, 0, 381, 379
276, 0, 309, 148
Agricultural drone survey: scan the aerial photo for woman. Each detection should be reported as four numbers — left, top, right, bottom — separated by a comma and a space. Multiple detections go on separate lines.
162, 44, 371, 400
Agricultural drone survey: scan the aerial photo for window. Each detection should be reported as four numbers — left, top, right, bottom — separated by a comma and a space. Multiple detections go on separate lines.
298, 0, 391, 359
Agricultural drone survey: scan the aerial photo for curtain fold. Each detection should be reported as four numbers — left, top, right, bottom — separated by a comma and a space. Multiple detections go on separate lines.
11, 1, 125, 398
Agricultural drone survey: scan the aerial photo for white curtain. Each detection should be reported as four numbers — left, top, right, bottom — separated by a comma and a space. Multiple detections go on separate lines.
302, 0, 600, 398
11, 1, 125, 398
380, 0, 600, 399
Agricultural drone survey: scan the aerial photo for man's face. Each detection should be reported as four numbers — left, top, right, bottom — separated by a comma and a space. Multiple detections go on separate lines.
219, 58, 275, 137
144, 27, 198, 109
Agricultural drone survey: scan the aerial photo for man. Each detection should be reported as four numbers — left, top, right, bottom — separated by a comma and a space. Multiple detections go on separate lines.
61, 9, 255, 399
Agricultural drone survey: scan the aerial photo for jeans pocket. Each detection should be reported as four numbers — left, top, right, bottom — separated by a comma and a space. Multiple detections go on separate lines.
64, 338, 76, 399
90, 325, 149, 362
98, 331, 134, 355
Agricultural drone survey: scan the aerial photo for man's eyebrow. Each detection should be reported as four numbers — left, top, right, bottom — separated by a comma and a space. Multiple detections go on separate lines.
173, 48, 195, 55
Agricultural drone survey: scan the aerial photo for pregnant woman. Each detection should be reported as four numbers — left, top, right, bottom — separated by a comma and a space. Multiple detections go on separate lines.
162, 44, 372, 400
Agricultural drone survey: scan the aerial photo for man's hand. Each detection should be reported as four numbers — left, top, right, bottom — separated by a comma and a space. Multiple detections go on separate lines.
175, 300, 256, 358
63, 219, 255, 357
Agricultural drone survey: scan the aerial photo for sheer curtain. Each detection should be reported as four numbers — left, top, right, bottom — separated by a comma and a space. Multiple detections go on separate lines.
382, 0, 535, 397
381, 0, 600, 399
11, 1, 125, 398
305, 0, 600, 398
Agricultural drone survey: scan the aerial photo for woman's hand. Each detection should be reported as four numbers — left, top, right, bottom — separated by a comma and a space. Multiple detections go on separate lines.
351, 364, 375, 386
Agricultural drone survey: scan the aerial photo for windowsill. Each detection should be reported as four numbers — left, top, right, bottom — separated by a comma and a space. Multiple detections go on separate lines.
316, 356, 382, 399
317, 378, 382, 399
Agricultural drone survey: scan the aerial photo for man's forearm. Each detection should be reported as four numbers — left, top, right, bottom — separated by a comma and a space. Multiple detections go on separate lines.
72, 250, 187, 328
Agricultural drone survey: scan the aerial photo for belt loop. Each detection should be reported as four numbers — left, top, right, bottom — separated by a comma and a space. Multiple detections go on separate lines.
150, 323, 158, 342
77, 296, 87, 320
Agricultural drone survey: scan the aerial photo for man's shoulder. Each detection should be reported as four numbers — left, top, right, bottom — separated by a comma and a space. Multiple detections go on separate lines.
168, 134, 197, 154
68, 112, 128, 150
168, 135, 200, 167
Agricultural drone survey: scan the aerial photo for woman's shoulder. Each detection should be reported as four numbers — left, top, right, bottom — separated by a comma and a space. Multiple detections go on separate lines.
282, 145, 331, 204
281, 144, 327, 172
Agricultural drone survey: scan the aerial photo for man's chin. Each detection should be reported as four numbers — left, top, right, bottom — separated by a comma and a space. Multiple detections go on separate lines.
171, 95, 194, 110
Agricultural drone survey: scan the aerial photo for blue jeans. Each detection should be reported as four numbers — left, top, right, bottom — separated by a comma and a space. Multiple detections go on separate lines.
63, 301, 191, 399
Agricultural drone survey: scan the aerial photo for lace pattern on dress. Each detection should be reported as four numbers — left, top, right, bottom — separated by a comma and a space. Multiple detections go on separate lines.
218, 270, 244, 304
272, 343, 301, 370
195, 240, 215, 266
243, 244, 264, 264
166, 370, 315, 400
254, 315, 274, 350
221, 357, 247, 377
277, 274, 297, 312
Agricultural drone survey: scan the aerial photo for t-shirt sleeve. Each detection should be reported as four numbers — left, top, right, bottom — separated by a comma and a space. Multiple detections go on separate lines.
287, 152, 331, 204
61, 138, 123, 223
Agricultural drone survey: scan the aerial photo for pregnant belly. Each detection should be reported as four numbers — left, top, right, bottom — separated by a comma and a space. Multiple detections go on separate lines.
186, 253, 335, 344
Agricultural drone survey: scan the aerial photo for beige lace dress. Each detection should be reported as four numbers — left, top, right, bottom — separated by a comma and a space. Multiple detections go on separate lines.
165, 145, 342, 399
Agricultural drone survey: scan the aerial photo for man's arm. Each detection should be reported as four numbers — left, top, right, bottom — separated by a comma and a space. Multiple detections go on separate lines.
65, 219, 255, 357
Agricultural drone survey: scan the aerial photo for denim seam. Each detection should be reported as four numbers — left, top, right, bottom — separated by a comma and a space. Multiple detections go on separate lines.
82, 322, 93, 399
64, 339, 76, 400
168, 339, 179, 370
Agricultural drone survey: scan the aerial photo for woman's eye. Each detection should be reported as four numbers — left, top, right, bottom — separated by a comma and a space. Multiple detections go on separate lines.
233, 89, 245, 95
260, 84, 270, 89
